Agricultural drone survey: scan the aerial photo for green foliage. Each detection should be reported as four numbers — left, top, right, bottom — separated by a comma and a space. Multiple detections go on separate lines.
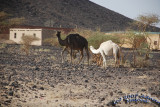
125, 14, 160, 67
8, 17, 25, 25
136, 42, 148, 55
130, 14, 159, 32
48, 56, 56, 60
124, 31, 149, 67
125, 31, 147, 49
137, 14, 159, 27
45, 28, 121, 49
88, 34, 120, 48
135, 56, 150, 68
0, 43, 7, 49
87, 31, 105, 48
0, 11, 25, 33
44, 32, 66, 47
0, 11, 10, 21
44, 38, 59, 46
67, 28, 94, 39
35, 48, 50, 52
86, 29, 121, 48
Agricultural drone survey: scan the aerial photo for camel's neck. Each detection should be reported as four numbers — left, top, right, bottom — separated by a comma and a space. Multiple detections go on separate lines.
57, 35, 66, 46
90, 46, 100, 54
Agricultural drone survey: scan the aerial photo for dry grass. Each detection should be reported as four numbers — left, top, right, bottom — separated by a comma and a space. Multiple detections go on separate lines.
121, 88, 131, 94
0, 43, 6, 49
21, 35, 40, 55
91, 53, 103, 66
137, 75, 148, 79
43, 37, 60, 46
135, 56, 150, 68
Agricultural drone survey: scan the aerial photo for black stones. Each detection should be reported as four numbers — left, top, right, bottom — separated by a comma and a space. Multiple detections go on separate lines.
10, 81, 19, 88
85, 80, 88, 83
92, 85, 97, 89
40, 87, 44, 90
141, 89, 146, 92
35, 67, 40, 71
8, 91, 14, 96
32, 85, 37, 89
100, 97, 105, 102
107, 101, 115, 106
110, 92, 113, 96
5, 99, 11, 103
118, 91, 123, 94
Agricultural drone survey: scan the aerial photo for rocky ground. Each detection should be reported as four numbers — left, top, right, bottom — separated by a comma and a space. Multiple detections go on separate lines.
0, 44, 160, 107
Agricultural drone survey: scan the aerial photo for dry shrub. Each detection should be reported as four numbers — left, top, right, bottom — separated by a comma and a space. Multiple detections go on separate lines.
0, 11, 25, 33
135, 56, 150, 68
44, 31, 67, 47
91, 53, 103, 66
0, 43, 7, 49
70, 28, 93, 39
21, 35, 40, 55
134, 36, 146, 49
43, 37, 59, 46
8, 17, 25, 25
120, 52, 127, 66
88, 32, 121, 49
157, 60, 160, 67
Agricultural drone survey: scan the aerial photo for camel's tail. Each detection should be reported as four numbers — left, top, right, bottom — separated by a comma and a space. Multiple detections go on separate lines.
117, 47, 121, 62
85, 44, 90, 65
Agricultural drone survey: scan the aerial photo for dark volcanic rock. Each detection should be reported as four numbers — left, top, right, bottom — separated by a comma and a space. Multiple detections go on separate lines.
32, 85, 37, 89
0, 0, 149, 32
8, 91, 14, 96
10, 81, 19, 88
40, 87, 44, 90
0, 44, 159, 107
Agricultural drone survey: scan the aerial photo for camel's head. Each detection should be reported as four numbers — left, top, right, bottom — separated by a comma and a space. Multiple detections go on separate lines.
56, 31, 61, 37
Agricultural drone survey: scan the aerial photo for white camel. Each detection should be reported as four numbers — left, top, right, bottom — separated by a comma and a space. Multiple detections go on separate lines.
90, 40, 121, 68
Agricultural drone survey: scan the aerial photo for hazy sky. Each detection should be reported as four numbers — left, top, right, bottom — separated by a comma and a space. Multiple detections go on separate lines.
90, 0, 160, 27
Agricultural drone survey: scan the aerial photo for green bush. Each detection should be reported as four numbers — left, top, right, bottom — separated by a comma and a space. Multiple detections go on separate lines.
44, 31, 67, 47
135, 56, 150, 68
0, 43, 7, 49
87, 30, 121, 48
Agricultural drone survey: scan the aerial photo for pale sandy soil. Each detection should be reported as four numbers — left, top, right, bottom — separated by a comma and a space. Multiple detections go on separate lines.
0, 44, 160, 107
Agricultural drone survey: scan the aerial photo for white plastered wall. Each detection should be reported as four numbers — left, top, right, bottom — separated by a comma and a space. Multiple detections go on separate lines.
9, 28, 42, 46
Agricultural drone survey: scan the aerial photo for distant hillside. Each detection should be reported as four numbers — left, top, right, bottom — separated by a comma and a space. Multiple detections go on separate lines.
0, 0, 159, 32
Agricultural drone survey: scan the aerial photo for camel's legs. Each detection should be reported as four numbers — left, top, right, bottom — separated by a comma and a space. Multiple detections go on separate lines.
61, 47, 67, 63
100, 51, 106, 68
116, 54, 120, 67
114, 53, 117, 67
117, 49, 121, 67
114, 52, 120, 68
70, 48, 73, 64
78, 50, 84, 64
85, 47, 89, 65
72, 50, 79, 59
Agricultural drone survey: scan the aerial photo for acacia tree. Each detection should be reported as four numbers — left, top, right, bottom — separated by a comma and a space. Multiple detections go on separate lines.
124, 30, 146, 67
136, 14, 159, 32
126, 14, 159, 67
136, 14, 159, 59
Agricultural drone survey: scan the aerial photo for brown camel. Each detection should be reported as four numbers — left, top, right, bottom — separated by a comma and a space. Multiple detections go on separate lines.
56, 31, 89, 65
